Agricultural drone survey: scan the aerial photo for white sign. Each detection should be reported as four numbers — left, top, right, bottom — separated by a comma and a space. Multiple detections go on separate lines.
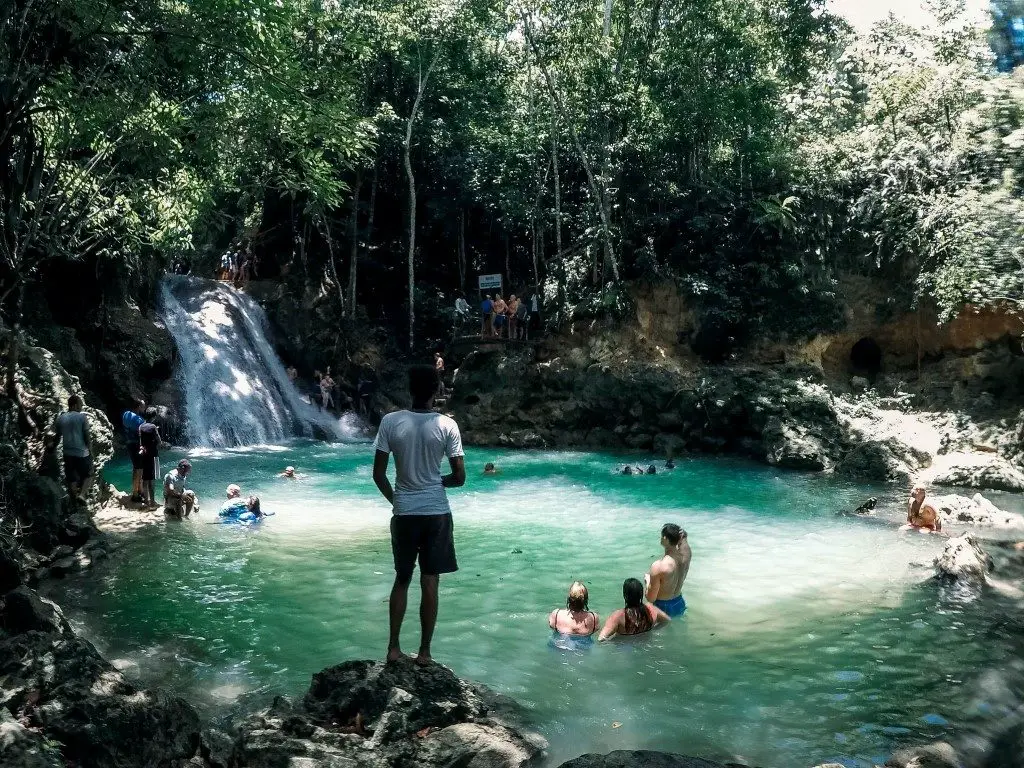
478, 273, 502, 290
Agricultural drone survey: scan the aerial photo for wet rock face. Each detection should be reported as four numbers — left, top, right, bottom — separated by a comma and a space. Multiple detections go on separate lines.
0, 631, 200, 768
934, 534, 992, 586
235, 658, 547, 768
929, 458, 1024, 493
556, 751, 731, 768
884, 741, 961, 768
835, 439, 930, 483
932, 494, 1024, 528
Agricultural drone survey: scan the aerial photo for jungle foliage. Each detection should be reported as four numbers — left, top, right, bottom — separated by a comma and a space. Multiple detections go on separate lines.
1, 0, 1022, 367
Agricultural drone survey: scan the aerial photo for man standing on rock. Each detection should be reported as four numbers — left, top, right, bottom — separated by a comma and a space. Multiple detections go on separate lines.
122, 399, 146, 503
645, 523, 691, 617
372, 365, 466, 665
51, 395, 94, 502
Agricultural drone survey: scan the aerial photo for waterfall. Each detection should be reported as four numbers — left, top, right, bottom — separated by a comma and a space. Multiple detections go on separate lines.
158, 275, 349, 447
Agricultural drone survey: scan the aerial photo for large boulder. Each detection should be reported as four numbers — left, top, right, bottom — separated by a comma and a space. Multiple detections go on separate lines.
928, 457, 1024, 493
556, 751, 731, 768
835, 439, 928, 483
932, 494, 1024, 528
934, 534, 992, 586
235, 658, 547, 768
884, 741, 960, 768
0, 586, 71, 636
763, 418, 828, 471
0, 707, 62, 768
0, 631, 200, 767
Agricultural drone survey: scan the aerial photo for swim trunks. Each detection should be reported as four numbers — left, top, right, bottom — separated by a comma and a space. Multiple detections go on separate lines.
548, 631, 594, 651
653, 595, 686, 617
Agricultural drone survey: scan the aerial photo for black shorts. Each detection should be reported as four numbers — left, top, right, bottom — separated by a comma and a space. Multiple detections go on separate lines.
141, 456, 159, 482
63, 455, 93, 485
390, 513, 458, 581
128, 443, 145, 469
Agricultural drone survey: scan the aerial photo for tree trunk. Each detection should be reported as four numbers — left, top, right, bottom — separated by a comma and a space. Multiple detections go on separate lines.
458, 208, 467, 292
404, 50, 441, 351
521, 10, 618, 282
348, 170, 362, 318
367, 162, 378, 243
323, 214, 346, 317
4, 280, 24, 400
552, 122, 565, 312
504, 234, 511, 293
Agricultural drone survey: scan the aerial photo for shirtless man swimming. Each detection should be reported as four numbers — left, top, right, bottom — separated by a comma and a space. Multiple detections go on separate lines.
902, 485, 942, 533
645, 523, 691, 617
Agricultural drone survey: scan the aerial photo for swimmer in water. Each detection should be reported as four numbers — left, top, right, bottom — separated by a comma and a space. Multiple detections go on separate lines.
483, 462, 500, 475
646, 465, 657, 475
599, 578, 671, 641
621, 465, 634, 476
219, 484, 248, 518
901, 485, 942, 534
277, 466, 304, 479
645, 523, 690, 617
548, 582, 599, 649
665, 458, 676, 470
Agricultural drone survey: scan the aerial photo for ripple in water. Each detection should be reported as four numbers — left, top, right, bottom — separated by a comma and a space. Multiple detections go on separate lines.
52, 445, 1021, 767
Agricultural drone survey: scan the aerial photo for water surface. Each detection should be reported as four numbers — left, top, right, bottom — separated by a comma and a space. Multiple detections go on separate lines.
51, 445, 1019, 767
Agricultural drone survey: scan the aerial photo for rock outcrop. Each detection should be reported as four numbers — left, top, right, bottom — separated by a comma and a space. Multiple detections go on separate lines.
932, 494, 1024, 528
934, 534, 992, 586
234, 658, 547, 768
0, 584, 201, 768
928, 456, 1024, 493
557, 751, 733, 768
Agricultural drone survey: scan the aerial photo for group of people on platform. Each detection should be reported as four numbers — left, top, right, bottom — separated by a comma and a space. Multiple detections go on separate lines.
217, 245, 256, 287
287, 364, 374, 415
473, 292, 538, 340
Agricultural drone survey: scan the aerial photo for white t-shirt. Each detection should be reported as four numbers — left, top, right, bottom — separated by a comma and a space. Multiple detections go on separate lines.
373, 410, 464, 516
164, 469, 188, 496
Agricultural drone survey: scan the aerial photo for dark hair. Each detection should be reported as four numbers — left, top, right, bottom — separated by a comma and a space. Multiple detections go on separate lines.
247, 495, 261, 515
661, 523, 684, 546
68, 395, 82, 408
178, 459, 192, 471
484, 462, 495, 471
622, 578, 652, 634
144, 407, 159, 421
408, 365, 439, 405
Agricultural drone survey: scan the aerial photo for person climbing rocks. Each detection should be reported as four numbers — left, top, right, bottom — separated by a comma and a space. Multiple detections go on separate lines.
138, 410, 162, 508
903, 485, 942, 533
645, 523, 690, 617
164, 459, 197, 518
599, 578, 671, 641
122, 399, 146, 503
50, 395, 93, 502
372, 364, 465, 665
321, 371, 336, 411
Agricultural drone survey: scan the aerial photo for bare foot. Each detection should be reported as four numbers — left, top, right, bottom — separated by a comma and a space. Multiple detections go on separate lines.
414, 652, 432, 667
386, 647, 406, 663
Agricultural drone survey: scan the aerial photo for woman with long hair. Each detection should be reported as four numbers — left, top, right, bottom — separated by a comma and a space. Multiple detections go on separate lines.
548, 581, 599, 650
599, 577, 671, 641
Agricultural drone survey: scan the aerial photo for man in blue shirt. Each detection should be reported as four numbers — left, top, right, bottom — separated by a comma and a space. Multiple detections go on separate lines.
121, 400, 145, 503
480, 295, 494, 338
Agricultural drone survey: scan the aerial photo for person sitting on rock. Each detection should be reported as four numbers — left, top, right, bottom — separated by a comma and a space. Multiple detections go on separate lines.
902, 485, 942, 533
548, 581, 599, 650
164, 459, 197, 518
599, 578, 671, 641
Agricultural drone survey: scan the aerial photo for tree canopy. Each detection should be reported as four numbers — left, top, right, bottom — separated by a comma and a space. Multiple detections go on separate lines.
1, 0, 1021, 366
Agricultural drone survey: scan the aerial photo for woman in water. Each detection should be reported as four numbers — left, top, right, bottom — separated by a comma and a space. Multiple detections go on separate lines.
548, 582, 599, 649
599, 577, 671, 641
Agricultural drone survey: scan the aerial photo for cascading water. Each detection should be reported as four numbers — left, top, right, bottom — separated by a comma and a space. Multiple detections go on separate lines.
159, 275, 352, 447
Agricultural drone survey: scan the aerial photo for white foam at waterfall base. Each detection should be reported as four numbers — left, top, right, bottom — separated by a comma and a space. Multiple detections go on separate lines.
159, 276, 360, 447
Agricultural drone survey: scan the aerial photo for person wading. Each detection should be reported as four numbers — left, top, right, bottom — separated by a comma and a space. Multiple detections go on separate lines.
122, 400, 146, 503
372, 365, 466, 665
